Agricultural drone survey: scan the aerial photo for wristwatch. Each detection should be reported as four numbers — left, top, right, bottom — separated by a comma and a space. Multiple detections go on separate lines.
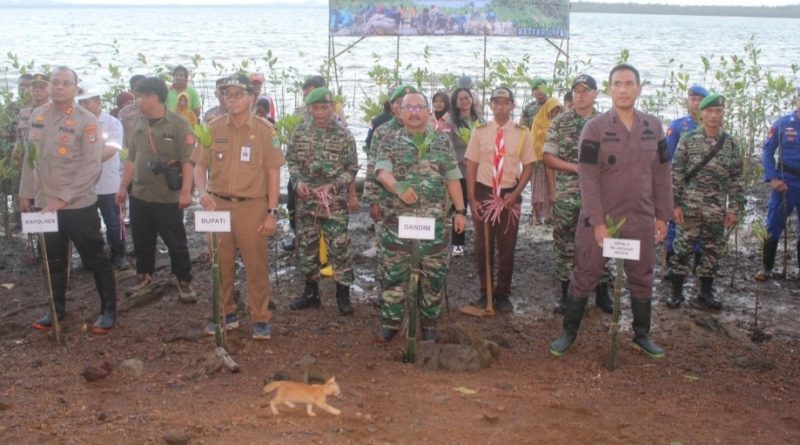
454, 209, 467, 215
267, 208, 278, 216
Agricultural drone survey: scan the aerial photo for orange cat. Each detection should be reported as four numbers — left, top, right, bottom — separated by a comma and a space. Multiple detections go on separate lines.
262, 377, 342, 416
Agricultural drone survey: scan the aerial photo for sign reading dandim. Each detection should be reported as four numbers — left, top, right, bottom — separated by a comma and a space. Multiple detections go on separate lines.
330, 0, 569, 38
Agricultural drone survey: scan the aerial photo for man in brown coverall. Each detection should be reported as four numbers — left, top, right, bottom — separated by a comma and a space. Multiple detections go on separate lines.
549, 64, 672, 359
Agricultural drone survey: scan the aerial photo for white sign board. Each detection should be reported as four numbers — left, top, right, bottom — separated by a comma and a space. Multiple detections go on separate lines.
195, 211, 231, 233
398, 216, 436, 240
603, 238, 641, 261
21, 212, 58, 233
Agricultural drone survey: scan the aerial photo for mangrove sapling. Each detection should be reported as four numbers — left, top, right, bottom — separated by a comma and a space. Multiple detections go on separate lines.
606, 215, 626, 371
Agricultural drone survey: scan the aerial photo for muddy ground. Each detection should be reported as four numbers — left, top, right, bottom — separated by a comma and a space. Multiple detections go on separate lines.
0, 188, 799, 445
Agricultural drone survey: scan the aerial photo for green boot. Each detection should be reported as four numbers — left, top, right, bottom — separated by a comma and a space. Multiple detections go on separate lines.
548, 295, 587, 357
631, 298, 665, 359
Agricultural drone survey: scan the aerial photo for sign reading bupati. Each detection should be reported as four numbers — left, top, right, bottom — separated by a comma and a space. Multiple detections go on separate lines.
398, 216, 436, 240
603, 238, 641, 261
195, 211, 232, 233
330, 0, 569, 38
21, 212, 58, 233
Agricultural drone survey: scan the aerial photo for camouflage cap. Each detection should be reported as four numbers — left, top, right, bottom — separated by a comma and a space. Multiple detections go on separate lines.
698, 93, 725, 110
220, 74, 253, 93
31, 73, 50, 85
390, 85, 417, 103
529, 77, 546, 91
304, 87, 334, 105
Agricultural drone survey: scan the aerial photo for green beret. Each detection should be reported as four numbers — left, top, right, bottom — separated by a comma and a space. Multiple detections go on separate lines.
304, 87, 334, 105
529, 78, 546, 91
698, 93, 725, 110
390, 85, 417, 103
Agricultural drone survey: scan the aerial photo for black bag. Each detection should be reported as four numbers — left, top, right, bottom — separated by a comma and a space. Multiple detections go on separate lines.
163, 162, 183, 191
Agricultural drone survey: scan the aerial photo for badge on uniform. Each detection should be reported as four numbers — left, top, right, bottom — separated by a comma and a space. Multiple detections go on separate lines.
65, 118, 75, 127
85, 124, 97, 143
58, 146, 68, 156
241, 144, 251, 162
58, 134, 69, 144
215, 151, 224, 161
35, 115, 45, 123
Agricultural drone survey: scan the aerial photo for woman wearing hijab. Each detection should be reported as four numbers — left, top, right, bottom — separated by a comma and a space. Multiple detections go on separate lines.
431, 90, 450, 132
173, 91, 198, 126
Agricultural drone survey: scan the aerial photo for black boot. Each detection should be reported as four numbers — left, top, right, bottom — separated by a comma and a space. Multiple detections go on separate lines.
335, 282, 354, 316
289, 280, 321, 310
420, 318, 438, 342
663, 251, 674, 280
631, 298, 665, 359
666, 274, 686, 309
32, 271, 67, 330
595, 282, 613, 314
93, 271, 117, 334
698, 276, 722, 310
756, 237, 779, 281
554, 280, 568, 314
494, 293, 514, 313
548, 295, 587, 356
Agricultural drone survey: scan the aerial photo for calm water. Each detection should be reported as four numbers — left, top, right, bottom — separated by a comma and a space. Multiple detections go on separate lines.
1, 6, 798, 146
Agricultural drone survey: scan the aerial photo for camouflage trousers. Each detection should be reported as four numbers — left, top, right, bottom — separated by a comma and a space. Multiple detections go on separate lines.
380, 218, 449, 328
296, 210, 354, 285
673, 211, 725, 277
552, 195, 611, 283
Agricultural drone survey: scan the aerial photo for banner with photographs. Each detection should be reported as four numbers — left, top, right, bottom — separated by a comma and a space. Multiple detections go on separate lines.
329, 1, 570, 38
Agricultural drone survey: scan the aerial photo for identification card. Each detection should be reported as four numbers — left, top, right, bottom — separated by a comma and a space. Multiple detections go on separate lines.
22, 212, 59, 233
398, 216, 436, 240
602, 238, 641, 261
240, 144, 251, 162
195, 211, 232, 232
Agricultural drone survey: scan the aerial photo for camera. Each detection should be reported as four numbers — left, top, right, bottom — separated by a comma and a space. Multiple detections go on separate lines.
147, 154, 183, 190
147, 154, 169, 175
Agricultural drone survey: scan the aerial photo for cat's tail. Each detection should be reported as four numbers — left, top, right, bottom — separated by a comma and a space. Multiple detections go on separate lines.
263, 381, 282, 394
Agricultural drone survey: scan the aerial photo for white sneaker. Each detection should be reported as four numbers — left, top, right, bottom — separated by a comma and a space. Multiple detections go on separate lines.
452, 245, 464, 256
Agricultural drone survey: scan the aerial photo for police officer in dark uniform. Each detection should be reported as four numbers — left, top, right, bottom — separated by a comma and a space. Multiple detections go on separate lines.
19, 66, 118, 334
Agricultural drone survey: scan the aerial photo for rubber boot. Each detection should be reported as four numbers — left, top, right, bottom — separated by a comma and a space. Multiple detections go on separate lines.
631, 298, 665, 359
554, 280, 568, 314
698, 276, 722, 310
595, 282, 613, 314
420, 318, 438, 342
663, 251, 674, 280
666, 274, 686, 309
289, 280, 321, 310
93, 271, 117, 334
494, 293, 514, 313
335, 282, 354, 316
32, 271, 67, 330
756, 237, 778, 280
548, 295, 587, 356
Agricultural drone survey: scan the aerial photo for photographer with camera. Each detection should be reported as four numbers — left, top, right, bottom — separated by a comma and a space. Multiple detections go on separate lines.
116, 76, 196, 302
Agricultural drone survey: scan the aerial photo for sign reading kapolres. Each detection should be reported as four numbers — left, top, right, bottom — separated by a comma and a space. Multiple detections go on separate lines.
329, 0, 569, 38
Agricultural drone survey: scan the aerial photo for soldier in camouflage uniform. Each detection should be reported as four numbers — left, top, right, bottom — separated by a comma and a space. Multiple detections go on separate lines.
670, 94, 744, 310
286, 88, 359, 315
373, 91, 467, 342
542, 74, 612, 314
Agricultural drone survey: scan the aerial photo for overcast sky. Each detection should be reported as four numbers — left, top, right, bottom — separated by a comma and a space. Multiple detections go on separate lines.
9, 0, 796, 6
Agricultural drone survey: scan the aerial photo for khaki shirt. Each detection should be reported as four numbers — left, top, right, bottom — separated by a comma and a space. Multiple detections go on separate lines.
15, 104, 34, 152
127, 109, 194, 203
464, 119, 535, 189
192, 114, 285, 198
20, 103, 102, 209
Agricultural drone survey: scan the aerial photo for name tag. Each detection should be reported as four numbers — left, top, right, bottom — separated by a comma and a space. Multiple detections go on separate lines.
22, 212, 59, 233
603, 238, 641, 261
240, 144, 251, 162
398, 216, 435, 240
195, 211, 231, 232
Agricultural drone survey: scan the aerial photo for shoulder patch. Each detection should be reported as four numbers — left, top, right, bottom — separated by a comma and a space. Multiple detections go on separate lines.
578, 140, 600, 165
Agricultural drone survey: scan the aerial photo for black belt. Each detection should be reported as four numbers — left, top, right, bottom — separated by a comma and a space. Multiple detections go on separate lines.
210, 192, 252, 202
777, 162, 800, 177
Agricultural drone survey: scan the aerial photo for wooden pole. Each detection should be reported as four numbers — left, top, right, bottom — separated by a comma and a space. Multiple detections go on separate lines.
39, 234, 62, 344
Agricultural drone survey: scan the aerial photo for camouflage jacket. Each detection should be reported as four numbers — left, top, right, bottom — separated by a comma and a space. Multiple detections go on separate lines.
542, 107, 599, 196
673, 126, 745, 215
374, 125, 462, 219
519, 100, 543, 130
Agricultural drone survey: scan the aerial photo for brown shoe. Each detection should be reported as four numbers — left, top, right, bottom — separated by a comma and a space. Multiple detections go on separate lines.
127, 273, 153, 294
176, 280, 197, 304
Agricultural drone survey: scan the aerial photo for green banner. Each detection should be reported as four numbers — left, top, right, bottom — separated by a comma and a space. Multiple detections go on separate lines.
330, 0, 569, 38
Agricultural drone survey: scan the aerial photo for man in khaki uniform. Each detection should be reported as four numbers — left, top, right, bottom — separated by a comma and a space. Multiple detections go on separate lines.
19, 66, 118, 334
465, 87, 535, 313
116, 76, 196, 302
193, 74, 284, 340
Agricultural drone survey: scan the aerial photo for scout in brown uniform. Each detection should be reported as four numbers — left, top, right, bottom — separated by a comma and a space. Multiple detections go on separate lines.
14, 74, 50, 159
116, 77, 196, 302
549, 64, 672, 359
464, 87, 535, 312
193, 74, 284, 340
19, 66, 118, 334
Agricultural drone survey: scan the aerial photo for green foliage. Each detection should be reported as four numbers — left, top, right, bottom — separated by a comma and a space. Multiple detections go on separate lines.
410, 131, 435, 157
605, 215, 626, 238
456, 120, 477, 145
193, 123, 212, 149
275, 113, 303, 147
